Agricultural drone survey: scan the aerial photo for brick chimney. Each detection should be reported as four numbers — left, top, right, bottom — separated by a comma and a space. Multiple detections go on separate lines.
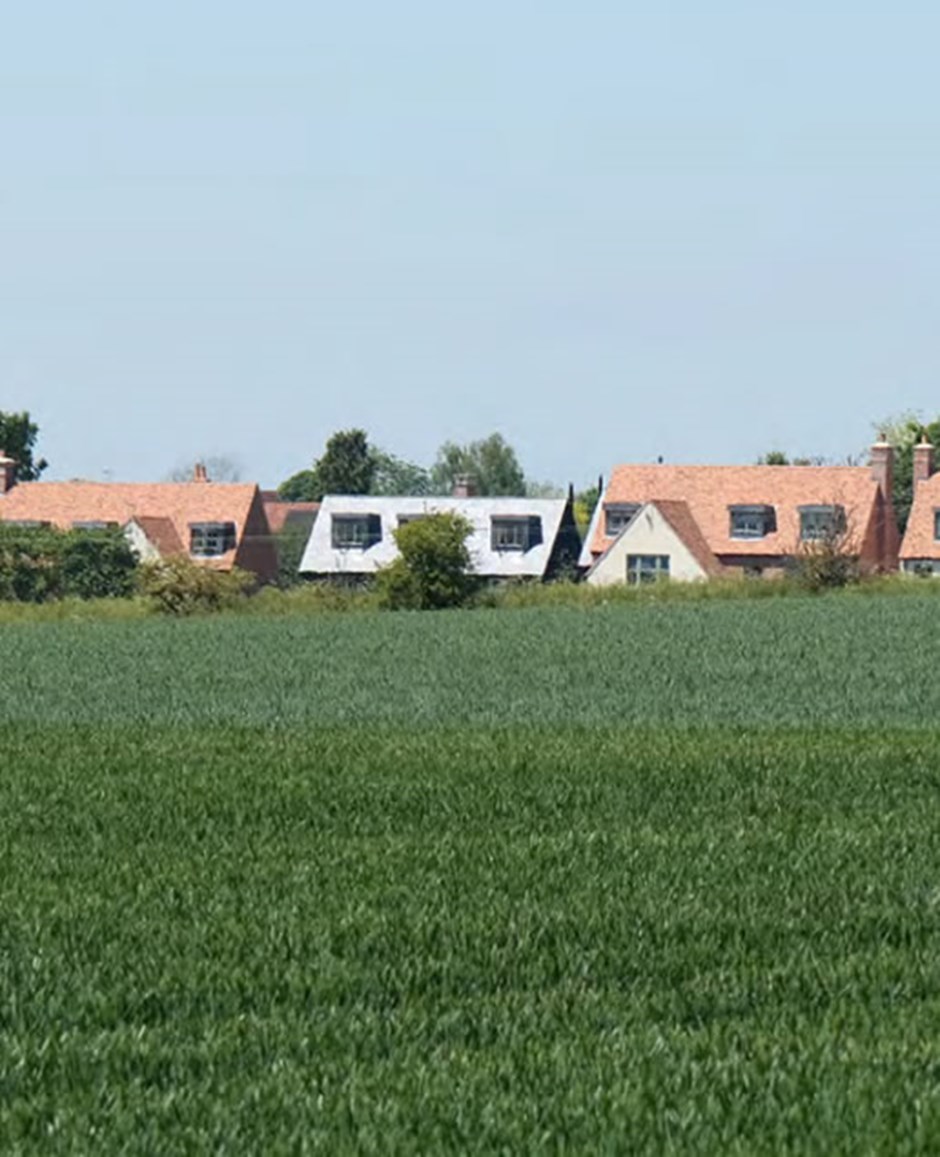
453, 473, 477, 498
869, 436, 894, 499
913, 433, 935, 488
193, 462, 209, 483
0, 451, 16, 495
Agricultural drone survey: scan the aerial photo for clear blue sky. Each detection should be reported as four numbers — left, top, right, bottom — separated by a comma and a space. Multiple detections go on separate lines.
3, 1, 939, 487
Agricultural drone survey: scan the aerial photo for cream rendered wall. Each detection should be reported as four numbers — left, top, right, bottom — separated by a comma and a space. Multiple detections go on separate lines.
123, 521, 161, 563
586, 504, 707, 586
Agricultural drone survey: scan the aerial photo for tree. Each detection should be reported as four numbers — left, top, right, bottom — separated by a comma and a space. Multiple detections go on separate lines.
277, 469, 319, 502
430, 433, 526, 496
758, 450, 790, 466
277, 429, 376, 503
371, 450, 431, 496
872, 412, 940, 535
574, 483, 601, 536
376, 512, 476, 610
0, 411, 47, 481
313, 428, 375, 496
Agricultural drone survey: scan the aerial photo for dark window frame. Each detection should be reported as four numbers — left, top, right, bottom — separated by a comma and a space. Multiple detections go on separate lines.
331, 513, 382, 550
490, 514, 543, 552
728, 504, 777, 539
189, 521, 238, 557
604, 503, 639, 537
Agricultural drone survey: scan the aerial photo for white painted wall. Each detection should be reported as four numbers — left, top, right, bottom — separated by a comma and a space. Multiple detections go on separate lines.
585, 504, 707, 585
123, 520, 161, 562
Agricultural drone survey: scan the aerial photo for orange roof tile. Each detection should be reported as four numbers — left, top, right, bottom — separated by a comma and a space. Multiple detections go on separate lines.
900, 474, 940, 557
590, 464, 887, 560
0, 480, 261, 570
260, 493, 320, 536
130, 515, 185, 556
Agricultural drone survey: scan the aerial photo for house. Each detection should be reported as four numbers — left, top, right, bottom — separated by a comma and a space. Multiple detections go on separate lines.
899, 436, 940, 574
582, 440, 900, 584
0, 457, 278, 583
298, 489, 581, 581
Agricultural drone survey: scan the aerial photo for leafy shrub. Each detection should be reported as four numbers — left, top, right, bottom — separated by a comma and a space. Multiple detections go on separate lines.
137, 555, 255, 615
60, 529, 137, 599
0, 524, 137, 603
376, 512, 476, 610
789, 525, 861, 591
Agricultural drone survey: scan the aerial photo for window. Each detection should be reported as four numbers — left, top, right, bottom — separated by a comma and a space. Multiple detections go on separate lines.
799, 505, 845, 542
331, 513, 382, 549
626, 554, 670, 584
604, 504, 639, 536
491, 515, 543, 551
72, 520, 118, 531
729, 505, 776, 539
189, 521, 237, 557
934, 510, 940, 541
4, 519, 51, 529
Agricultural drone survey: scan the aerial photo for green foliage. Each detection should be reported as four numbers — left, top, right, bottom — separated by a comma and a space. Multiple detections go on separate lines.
5, 717, 940, 1148
276, 468, 319, 502
59, 529, 138, 599
371, 449, 431, 496
873, 411, 940, 533
136, 555, 254, 615
0, 410, 47, 480
758, 449, 789, 465
0, 524, 136, 602
376, 512, 476, 609
573, 483, 599, 535
789, 522, 861, 591
430, 432, 526, 496
8, 598, 940, 1146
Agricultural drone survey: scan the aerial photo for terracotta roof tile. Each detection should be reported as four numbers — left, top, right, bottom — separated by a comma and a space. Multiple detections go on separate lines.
0, 481, 260, 570
590, 464, 891, 564
900, 475, 940, 557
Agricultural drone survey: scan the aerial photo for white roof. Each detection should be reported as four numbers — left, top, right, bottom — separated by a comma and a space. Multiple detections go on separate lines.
299, 495, 571, 578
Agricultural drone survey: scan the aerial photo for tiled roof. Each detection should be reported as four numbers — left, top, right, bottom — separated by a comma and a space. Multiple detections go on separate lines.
130, 515, 185, 556
0, 481, 260, 568
900, 474, 940, 557
652, 500, 724, 576
260, 493, 320, 536
587, 464, 886, 561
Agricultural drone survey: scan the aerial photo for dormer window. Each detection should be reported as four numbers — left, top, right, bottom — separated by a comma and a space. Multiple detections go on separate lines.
934, 510, 940, 541
331, 513, 382, 549
4, 520, 51, 529
729, 505, 776, 539
491, 515, 543, 551
799, 505, 846, 542
72, 520, 118, 531
190, 521, 237, 557
604, 503, 639, 536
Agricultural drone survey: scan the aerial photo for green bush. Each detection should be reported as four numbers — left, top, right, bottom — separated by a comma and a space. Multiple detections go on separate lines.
0, 524, 137, 603
137, 555, 255, 615
376, 512, 476, 610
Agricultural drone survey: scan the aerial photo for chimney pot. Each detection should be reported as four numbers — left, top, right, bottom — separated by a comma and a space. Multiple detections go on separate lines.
869, 439, 894, 500
193, 462, 209, 483
914, 434, 935, 488
453, 473, 477, 498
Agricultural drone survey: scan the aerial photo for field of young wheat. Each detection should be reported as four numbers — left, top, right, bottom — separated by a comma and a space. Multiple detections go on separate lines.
4, 593, 940, 1151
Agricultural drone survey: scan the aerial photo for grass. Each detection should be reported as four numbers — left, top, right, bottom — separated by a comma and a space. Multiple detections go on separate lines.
4, 596, 940, 1151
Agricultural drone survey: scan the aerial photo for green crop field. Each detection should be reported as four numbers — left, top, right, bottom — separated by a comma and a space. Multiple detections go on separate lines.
4, 593, 940, 1152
